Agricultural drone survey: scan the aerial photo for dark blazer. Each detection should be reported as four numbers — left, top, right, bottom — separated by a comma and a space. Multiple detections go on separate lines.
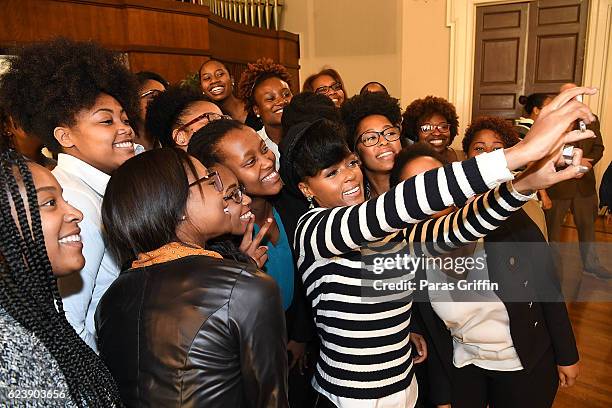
547, 117, 605, 199
272, 187, 315, 343
96, 255, 289, 408
414, 210, 579, 405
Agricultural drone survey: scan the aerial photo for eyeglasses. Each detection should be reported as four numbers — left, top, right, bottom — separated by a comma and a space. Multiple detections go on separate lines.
176, 112, 232, 133
420, 123, 451, 134
314, 82, 343, 95
224, 184, 246, 204
188, 170, 223, 193
140, 89, 162, 99
357, 126, 401, 147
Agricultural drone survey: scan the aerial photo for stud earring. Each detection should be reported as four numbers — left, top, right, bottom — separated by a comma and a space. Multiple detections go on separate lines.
307, 196, 314, 209
180, 215, 187, 221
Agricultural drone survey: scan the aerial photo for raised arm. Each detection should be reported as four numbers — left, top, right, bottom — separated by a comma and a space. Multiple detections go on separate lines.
296, 149, 514, 259
406, 181, 534, 257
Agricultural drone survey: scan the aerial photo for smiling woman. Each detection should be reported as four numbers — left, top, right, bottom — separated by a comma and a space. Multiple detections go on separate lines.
96, 148, 288, 407
0, 37, 141, 352
0, 143, 123, 406
237, 58, 293, 169
402, 95, 462, 163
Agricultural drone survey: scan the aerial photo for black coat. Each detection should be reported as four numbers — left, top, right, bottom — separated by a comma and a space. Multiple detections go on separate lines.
413, 209, 579, 405
96, 255, 289, 408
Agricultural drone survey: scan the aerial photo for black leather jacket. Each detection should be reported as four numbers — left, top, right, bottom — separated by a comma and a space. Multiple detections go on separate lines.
95, 255, 289, 408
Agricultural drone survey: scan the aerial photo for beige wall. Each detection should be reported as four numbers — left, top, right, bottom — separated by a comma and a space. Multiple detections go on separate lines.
282, 0, 449, 107
282, 0, 611, 190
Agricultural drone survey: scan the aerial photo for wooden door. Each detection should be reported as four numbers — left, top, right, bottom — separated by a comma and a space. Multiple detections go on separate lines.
472, 0, 590, 120
524, 0, 589, 94
472, 2, 530, 120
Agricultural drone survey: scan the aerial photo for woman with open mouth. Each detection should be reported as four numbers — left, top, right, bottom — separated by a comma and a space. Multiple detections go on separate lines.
237, 58, 294, 170
402, 95, 463, 163
279, 84, 595, 408
0, 138, 123, 406
0, 38, 141, 353
199, 59, 263, 131
341, 91, 407, 199
189, 118, 315, 408
97, 148, 287, 407
302, 68, 347, 108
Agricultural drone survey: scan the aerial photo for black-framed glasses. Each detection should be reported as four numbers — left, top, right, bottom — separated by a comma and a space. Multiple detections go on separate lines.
140, 89, 162, 99
357, 126, 401, 147
420, 123, 450, 134
176, 112, 232, 133
224, 184, 245, 204
188, 170, 223, 193
314, 82, 342, 95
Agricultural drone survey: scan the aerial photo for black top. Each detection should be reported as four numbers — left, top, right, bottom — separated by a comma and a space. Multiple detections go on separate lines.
413, 209, 579, 405
96, 255, 289, 408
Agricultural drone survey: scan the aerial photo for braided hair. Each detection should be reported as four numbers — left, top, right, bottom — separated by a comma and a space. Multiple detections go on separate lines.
0, 146, 124, 407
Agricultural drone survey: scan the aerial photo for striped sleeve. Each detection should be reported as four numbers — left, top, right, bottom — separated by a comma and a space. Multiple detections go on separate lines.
406, 181, 535, 257
295, 149, 514, 259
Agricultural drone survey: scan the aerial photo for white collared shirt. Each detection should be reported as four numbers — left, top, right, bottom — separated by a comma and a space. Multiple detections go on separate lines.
53, 153, 119, 353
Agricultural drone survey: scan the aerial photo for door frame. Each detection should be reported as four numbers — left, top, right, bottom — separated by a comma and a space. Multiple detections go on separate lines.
445, 0, 611, 129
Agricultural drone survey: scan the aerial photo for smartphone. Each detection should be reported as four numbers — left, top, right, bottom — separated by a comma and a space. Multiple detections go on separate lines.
576, 94, 587, 132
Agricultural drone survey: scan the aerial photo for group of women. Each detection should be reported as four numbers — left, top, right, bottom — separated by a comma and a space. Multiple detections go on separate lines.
0, 37, 597, 408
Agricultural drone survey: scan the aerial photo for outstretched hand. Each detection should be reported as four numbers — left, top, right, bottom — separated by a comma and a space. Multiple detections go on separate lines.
505, 86, 597, 170
513, 145, 585, 194
239, 215, 273, 268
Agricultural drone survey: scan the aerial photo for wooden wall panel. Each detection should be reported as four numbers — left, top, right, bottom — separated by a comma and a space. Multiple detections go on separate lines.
0, 0, 300, 85
125, 8, 210, 50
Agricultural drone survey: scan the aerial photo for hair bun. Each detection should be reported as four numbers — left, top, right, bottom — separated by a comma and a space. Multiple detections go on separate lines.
518, 95, 528, 105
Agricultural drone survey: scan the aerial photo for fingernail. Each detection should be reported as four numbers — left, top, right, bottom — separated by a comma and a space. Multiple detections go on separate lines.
267, 217, 273, 223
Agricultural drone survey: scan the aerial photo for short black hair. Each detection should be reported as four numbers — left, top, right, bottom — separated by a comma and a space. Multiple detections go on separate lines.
340, 91, 402, 149
281, 119, 350, 184
135, 71, 169, 89
462, 116, 520, 153
281, 92, 340, 136
145, 84, 213, 147
518, 93, 551, 115
390, 143, 445, 187
102, 148, 199, 267
187, 118, 245, 167
0, 38, 140, 153
359, 81, 389, 95
401, 96, 459, 144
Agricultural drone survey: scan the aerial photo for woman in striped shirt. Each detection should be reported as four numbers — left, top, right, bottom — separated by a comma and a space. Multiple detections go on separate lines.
277, 86, 594, 408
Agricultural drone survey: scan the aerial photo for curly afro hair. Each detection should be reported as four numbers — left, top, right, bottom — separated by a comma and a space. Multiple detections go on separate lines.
281, 91, 340, 136
462, 116, 520, 153
340, 91, 402, 150
236, 58, 292, 115
145, 84, 213, 147
0, 38, 140, 153
401, 96, 459, 144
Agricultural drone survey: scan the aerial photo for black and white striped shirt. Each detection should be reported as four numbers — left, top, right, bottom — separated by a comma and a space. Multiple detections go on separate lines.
294, 150, 532, 404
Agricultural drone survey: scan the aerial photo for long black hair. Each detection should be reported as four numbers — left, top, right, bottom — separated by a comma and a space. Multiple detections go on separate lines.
102, 147, 252, 267
0, 145, 123, 407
